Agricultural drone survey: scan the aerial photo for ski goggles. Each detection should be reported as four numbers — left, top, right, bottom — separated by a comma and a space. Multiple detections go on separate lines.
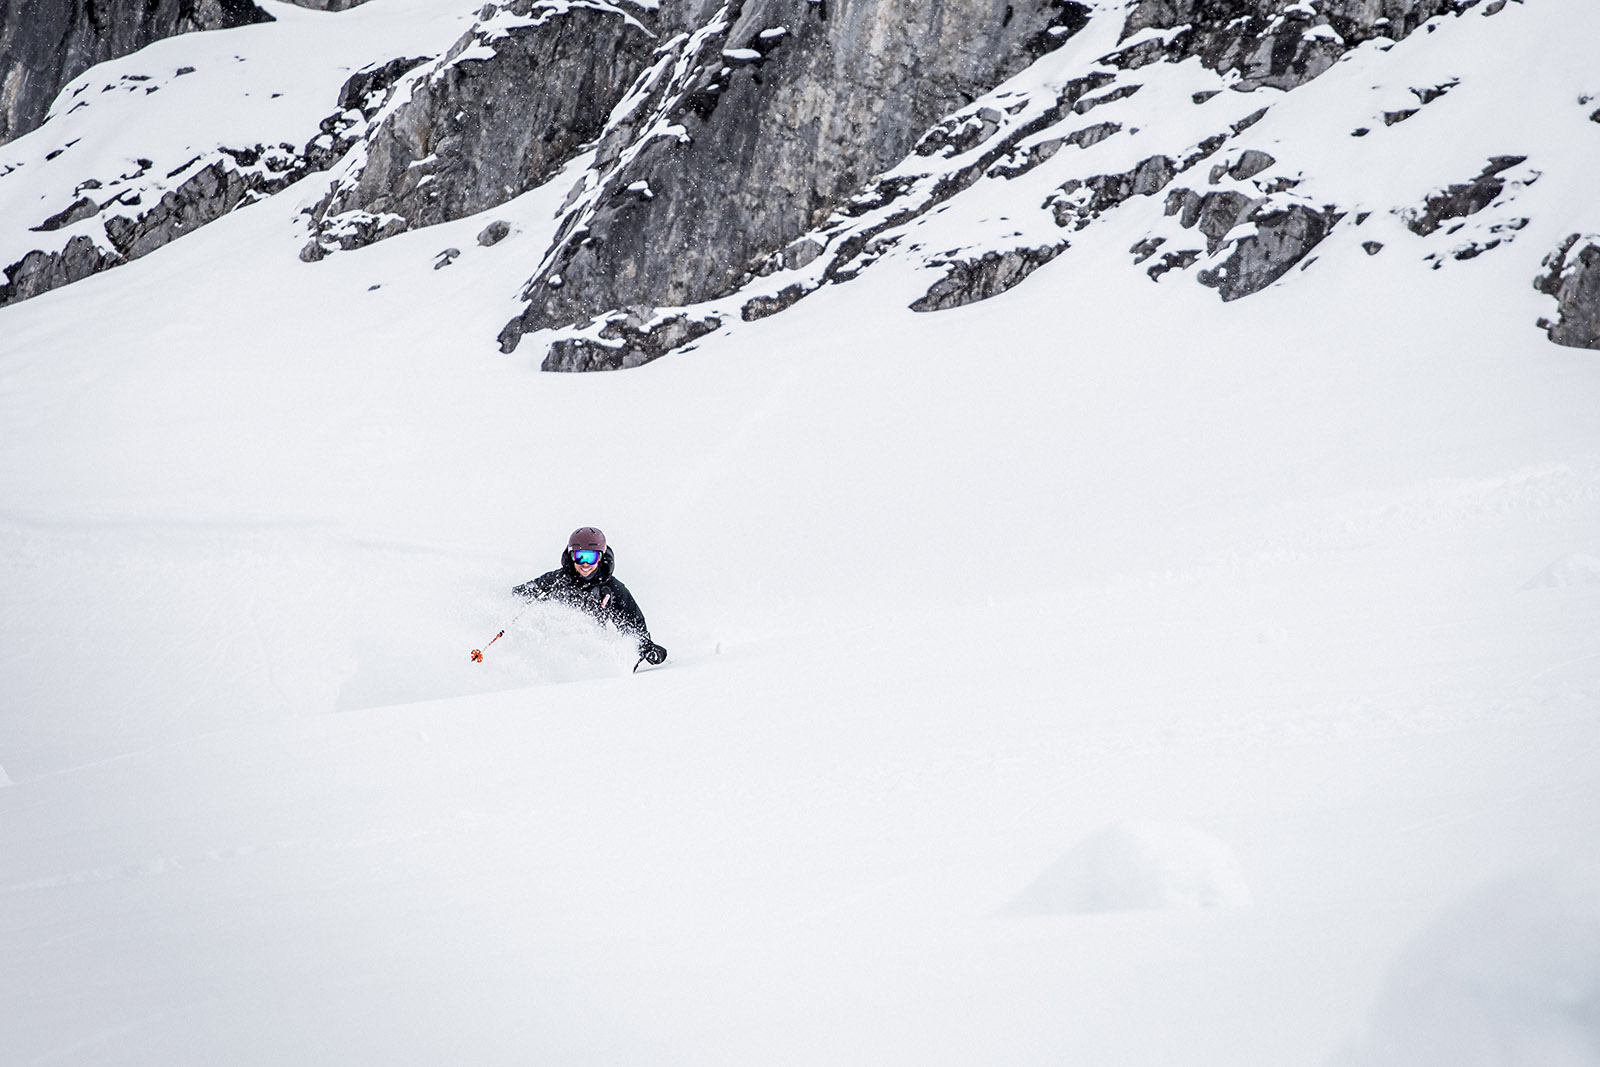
571, 548, 601, 566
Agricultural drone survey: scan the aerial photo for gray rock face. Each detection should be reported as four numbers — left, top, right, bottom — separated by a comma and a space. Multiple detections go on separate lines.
305, 1, 658, 257
0, 233, 116, 305
0, 0, 272, 146
1165, 187, 1261, 251
544, 312, 725, 372
103, 159, 261, 259
497, 0, 1093, 356
1535, 235, 1600, 350
911, 244, 1069, 312
1197, 202, 1343, 300
1403, 155, 1525, 236
477, 220, 512, 247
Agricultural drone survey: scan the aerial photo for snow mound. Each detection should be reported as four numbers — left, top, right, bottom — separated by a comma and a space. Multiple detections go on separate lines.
1334, 863, 1600, 1067
1523, 553, 1600, 589
1006, 821, 1254, 915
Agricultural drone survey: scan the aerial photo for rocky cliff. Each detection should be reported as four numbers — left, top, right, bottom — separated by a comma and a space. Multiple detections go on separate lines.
0, 0, 274, 147
2, 0, 1598, 360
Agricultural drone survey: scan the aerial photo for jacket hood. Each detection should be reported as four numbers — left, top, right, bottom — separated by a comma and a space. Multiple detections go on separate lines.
560, 544, 615, 581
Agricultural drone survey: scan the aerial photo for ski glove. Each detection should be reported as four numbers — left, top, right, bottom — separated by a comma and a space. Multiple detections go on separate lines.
641, 642, 667, 666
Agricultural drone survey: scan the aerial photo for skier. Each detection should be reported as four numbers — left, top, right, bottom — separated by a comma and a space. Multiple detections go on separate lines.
513, 527, 667, 666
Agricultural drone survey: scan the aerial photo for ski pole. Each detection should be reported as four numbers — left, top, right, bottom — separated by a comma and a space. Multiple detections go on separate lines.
472, 601, 531, 662
470, 630, 505, 662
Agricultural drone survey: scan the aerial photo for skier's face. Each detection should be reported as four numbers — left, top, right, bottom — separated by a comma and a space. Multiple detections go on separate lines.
571, 548, 600, 578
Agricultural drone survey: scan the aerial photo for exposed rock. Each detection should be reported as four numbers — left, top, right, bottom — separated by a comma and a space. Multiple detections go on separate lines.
0, 0, 273, 146
1231, 107, 1269, 135
302, 57, 432, 175
477, 220, 512, 247
1421, 217, 1526, 270
1166, 187, 1262, 251
4, 147, 309, 306
280, 0, 373, 10
986, 118, 1120, 180
1197, 202, 1344, 300
336, 55, 433, 114
500, 0, 1095, 354
782, 236, 825, 272
305, 1, 657, 256
1534, 234, 1600, 349
1411, 79, 1458, 105
910, 243, 1068, 312
1147, 248, 1201, 279
30, 195, 100, 232
1129, 235, 1166, 263
1049, 154, 1177, 230
1403, 155, 1526, 236
0, 55, 442, 308
916, 106, 1007, 158
1117, 0, 1484, 93
1213, 148, 1275, 182
318, 210, 408, 251
0, 233, 117, 305
1099, 37, 1169, 71
1073, 84, 1142, 114
742, 283, 810, 322
538, 312, 723, 372
102, 160, 254, 259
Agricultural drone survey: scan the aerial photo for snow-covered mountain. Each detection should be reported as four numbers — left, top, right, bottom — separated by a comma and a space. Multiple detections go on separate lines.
5, 0, 1600, 355
1, 1, 1598, 1064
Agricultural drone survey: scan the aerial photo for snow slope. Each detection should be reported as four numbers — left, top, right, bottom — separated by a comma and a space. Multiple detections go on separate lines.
1, 0, 1599, 1064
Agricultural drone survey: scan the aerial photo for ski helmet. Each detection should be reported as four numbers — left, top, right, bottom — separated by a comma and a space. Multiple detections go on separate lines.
567, 527, 606, 554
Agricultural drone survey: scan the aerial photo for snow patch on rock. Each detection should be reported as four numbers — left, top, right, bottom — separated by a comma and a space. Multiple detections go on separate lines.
1006, 820, 1254, 915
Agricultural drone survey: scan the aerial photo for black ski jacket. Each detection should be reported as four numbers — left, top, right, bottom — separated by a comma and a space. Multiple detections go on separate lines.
513, 546, 653, 651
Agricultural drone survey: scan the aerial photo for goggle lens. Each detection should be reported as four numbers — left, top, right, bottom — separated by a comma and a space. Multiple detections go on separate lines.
571, 549, 600, 566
